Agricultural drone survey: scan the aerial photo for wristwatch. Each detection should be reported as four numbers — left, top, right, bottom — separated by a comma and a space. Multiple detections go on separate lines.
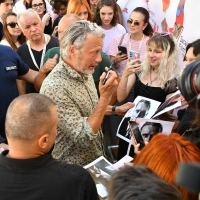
112, 105, 117, 116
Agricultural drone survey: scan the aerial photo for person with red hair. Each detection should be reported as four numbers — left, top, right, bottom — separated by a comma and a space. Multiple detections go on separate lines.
134, 133, 200, 200
67, 0, 93, 21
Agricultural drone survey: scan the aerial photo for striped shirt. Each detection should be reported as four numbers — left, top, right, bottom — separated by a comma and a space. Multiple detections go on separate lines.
108, 33, 149, 76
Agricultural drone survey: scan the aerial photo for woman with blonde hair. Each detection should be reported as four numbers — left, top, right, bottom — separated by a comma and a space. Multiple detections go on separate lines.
117, 33, 179, 159
67, 0, 93, 21
134, 133, 200, 200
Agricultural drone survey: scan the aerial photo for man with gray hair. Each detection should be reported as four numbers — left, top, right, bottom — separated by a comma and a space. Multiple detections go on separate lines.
16, 9, 58, 94
40, 20, 133, 166
0, 93, 98, 200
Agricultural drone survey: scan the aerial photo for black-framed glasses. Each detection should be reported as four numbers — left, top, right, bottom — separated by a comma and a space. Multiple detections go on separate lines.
7, 22, 18, 28
127, 19, 140, 26
32, 2, 44, 9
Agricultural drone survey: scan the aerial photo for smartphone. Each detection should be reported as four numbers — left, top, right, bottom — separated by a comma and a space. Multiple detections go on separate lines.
129, 50, 141, 64
102, 62, 114, 85
118, 46, 127, 55
128, 121, 145, 150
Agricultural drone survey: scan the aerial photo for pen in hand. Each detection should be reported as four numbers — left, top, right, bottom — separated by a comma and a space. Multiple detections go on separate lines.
102, 62, 114, 85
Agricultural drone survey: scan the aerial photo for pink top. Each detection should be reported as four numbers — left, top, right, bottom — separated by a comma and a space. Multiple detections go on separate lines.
108, 33, 149, 76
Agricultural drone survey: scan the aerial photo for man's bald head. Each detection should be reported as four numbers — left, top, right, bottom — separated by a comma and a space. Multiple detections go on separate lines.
5, 94, 56, 142
58, 14, 80, 41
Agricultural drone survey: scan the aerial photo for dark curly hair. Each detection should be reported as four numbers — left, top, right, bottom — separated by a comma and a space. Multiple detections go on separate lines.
93, 0, 118, 27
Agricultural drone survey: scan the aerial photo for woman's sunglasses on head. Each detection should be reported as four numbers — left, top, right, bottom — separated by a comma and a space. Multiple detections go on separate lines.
127, 19, 140, 26
154, 32, 172, 37
7, 22, 19, 28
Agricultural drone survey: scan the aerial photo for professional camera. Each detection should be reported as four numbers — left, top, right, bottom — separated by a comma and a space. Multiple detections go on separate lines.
178, 60, 200, 108
177, 60, 200, 193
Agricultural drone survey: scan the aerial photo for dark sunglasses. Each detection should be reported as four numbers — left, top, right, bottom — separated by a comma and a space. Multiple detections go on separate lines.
127, 19, 140, 26
7, 22, 18, 28
153, 32, 171, 37
32, 2, 44, 8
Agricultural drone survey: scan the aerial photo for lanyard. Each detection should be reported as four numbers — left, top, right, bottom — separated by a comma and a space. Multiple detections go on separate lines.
27, 34, 47, 70
128, 34, 144, 56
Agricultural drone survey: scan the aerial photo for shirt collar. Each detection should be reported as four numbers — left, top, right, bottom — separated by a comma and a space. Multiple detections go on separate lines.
0, 150, 55, 169
60, 59, 89, 82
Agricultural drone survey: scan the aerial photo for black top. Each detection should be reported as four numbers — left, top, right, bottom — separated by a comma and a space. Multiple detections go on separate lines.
134, 78, 178, 104
0, 22, 3, 41
44, 17, 53, 35
0, 151, 99, 200
17, 36, 58, 93
118, 77, 178, 160
52, 15, 62, 37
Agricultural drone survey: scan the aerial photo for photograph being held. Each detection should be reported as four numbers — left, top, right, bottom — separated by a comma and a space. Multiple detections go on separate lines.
129, 99, 151, 120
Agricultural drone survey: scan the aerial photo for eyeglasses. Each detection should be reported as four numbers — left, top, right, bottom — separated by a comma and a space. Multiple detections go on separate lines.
127, 19, 140, 26
32, 3, 44, 9
7, 22, 19, 28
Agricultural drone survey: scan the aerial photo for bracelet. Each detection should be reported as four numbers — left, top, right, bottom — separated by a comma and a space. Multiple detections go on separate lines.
118, 84, 127, 90
112, 105, 118, 116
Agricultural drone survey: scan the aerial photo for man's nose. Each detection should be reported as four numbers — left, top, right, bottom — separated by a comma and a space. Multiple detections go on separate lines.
96, 52, 102, 63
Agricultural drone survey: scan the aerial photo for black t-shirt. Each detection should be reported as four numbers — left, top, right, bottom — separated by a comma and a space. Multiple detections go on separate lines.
0, 152, 99, 200
44, 17, 53, 35
17, 36, 58, 93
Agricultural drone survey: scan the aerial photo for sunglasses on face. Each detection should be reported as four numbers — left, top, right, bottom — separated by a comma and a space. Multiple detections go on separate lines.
7, 22, 18, 28
127, 19, 140, 26
32, 2, 44, 9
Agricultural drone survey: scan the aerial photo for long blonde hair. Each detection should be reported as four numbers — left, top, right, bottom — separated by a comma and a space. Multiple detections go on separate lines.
140, 34, 179, 88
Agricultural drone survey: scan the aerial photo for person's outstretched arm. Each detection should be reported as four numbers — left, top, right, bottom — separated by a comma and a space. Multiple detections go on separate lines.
117, 59, 141, 102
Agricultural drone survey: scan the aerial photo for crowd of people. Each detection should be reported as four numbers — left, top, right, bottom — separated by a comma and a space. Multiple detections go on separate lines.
0, 0, 200, 199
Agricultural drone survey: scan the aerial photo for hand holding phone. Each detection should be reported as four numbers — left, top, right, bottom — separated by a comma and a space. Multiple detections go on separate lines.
118, 46, 127, 55
102, 62, 114, 85
128, 121, 145, 150
129, 50, 141, 64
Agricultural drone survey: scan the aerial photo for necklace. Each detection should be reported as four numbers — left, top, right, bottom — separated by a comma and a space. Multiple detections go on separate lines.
146, 71, 158, 86
27, 34, 47, 70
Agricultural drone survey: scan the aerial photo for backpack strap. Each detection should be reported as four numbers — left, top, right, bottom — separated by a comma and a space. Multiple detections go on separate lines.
119, 33, 126, 46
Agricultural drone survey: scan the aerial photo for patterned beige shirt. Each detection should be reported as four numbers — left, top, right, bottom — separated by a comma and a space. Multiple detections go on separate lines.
40, 59, 104, 166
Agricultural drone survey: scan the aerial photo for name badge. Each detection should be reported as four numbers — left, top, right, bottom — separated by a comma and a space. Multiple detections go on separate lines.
5, 66, 18, 71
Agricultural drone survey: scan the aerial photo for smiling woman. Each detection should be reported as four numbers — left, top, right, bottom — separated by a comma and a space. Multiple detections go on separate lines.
0, 12, 26, 50
107, 7, 153, 76
117, 33, 179, 159
29, 0, 53, 34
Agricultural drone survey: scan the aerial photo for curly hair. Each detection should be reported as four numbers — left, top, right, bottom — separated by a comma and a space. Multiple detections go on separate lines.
93, 0, 118, 27
2, 12, 26, 50
140, 34, 179, 88
134, 133, 200, 200
67, 0, 93, 22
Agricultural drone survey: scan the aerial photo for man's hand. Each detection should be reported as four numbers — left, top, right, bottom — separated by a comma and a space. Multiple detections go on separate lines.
115, 102, 134, 116
0, 143, 9, 154
41, 54, 58, 74
99, 69, 118, 101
